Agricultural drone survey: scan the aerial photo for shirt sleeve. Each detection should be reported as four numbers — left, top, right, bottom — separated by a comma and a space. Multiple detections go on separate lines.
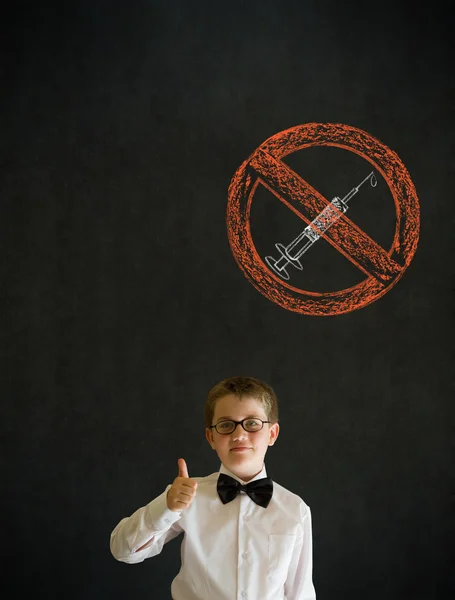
284, 502, 316, 600
110, 485, 183, 564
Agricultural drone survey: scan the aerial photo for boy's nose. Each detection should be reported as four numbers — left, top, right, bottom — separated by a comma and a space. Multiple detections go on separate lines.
231, 423, 248, 438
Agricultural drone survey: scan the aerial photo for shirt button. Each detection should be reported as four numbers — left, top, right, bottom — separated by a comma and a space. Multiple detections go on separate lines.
242, 552, 248, 559
164, 518, 170, 524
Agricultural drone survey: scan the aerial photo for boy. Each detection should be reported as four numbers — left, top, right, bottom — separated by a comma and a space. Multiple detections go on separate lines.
110, 376, 316, 599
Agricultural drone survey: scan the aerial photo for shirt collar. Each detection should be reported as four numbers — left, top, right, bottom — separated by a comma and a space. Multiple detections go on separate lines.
219, 463, 267, 485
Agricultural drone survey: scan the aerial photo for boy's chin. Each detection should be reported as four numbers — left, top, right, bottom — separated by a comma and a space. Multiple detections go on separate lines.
224, 455, 264, 476
227, 450, 253, 463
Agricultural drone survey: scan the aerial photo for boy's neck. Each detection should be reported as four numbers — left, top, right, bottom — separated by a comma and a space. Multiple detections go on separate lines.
220, 462, 266, 483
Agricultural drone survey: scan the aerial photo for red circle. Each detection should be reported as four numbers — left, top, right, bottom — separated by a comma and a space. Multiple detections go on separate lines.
227, 123, 420, 316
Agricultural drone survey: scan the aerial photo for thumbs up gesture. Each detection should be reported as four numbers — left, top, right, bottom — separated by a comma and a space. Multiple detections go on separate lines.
166, 458, 198, 512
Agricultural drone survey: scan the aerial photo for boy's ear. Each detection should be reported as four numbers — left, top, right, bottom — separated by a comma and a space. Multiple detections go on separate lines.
205, 427, 215, 449
268, 422, 280, 446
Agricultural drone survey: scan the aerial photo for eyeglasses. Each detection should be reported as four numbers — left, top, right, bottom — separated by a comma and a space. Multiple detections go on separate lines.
209, 418, 271, 435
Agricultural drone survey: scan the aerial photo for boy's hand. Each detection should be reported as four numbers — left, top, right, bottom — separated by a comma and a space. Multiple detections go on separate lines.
166, 458, 198, 512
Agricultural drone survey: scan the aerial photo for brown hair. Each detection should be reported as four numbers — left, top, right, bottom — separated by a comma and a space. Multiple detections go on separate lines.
204, 376, 279, 428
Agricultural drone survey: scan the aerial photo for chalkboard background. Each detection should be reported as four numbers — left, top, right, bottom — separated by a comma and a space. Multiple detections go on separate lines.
1, 1, 453, 599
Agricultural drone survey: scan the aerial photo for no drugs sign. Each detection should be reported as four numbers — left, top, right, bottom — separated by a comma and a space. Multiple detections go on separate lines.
226, 123, 420, 316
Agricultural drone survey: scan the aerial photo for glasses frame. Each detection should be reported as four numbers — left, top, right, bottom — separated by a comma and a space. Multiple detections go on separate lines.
209, 418, 272, 435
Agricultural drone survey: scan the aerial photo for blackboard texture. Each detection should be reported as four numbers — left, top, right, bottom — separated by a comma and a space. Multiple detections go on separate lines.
1, 1, 454, 599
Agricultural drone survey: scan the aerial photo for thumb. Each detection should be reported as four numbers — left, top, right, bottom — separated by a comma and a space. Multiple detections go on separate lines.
178, 458, 189, 479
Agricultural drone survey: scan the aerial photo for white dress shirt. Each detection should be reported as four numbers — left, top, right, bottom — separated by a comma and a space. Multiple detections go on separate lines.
110, 463, 316, 600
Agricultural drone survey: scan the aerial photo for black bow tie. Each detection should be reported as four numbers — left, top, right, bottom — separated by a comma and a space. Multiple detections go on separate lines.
217, 473, 273, 508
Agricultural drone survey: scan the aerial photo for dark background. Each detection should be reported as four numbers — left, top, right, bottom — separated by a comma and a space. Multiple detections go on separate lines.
1, 1, 454, 598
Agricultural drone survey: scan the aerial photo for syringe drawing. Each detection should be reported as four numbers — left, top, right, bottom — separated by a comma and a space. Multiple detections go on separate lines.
265, 172, 377, 281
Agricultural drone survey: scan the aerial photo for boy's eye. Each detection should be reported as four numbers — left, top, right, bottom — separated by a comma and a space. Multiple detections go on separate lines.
219, 422, 232, 429
245, 420, 263, 430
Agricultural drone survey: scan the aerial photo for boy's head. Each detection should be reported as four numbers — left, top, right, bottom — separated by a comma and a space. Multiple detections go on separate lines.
205, 376, 280, 482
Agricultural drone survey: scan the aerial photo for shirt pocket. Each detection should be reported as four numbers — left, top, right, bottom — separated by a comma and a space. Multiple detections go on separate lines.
267, 534, 296, 580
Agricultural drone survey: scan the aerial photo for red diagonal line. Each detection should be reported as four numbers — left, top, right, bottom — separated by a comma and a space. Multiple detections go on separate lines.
250, 149, 402, 283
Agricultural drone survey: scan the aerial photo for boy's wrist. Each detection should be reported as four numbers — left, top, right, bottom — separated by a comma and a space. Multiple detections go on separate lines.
144, 487, 183, 530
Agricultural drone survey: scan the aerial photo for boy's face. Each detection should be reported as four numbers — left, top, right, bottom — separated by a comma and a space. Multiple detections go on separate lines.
205, 394, 279, 482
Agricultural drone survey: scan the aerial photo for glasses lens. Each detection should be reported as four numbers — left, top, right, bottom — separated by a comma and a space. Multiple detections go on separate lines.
243, 419, 263, 432
216, 421, 235, 434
